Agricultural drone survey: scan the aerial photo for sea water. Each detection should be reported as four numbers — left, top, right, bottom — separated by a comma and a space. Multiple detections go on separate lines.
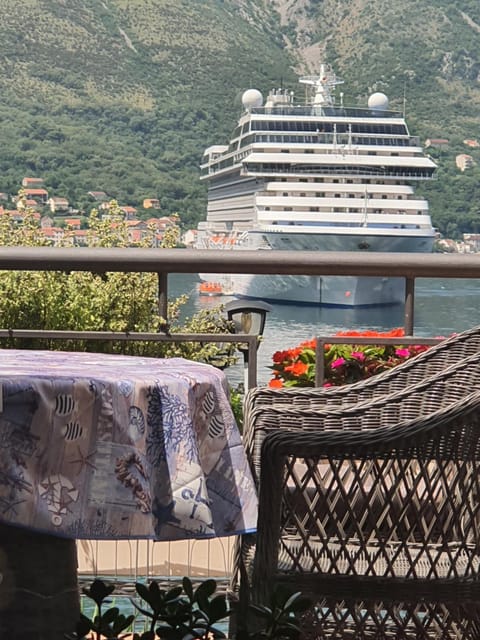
170, 274, 480, 386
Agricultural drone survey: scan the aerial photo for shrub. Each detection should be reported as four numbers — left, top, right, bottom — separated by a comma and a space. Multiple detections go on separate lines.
0, 198, 236, 366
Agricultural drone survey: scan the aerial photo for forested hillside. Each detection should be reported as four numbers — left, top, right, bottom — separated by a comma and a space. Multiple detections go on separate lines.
0, 0, 479, 236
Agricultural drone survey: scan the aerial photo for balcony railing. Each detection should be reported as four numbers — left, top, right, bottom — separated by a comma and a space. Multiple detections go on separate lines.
0, 245, 479, 388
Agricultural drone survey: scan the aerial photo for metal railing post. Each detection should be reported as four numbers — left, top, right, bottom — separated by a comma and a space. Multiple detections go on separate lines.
315, 338, 325, 387
157, 272, 168, 331
244, 335, 258, 390
404, 277, 415, 335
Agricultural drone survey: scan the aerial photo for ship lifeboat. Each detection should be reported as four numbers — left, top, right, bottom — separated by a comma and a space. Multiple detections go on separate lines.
199, 282, 224, 296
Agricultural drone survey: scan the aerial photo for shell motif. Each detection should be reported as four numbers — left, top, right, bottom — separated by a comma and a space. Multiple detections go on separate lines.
55, 394, 76, 416
61, 421, 83, 441
208, 415, 225, 439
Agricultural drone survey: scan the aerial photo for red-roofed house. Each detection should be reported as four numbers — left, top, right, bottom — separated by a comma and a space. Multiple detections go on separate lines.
120, 206, 137, 219
24, 188, 48, 204
65, 218, 81, 229
425, 138, 449, 149
22, 177, 44, 188
41, 226, 65, 245
73, 229, 89, 246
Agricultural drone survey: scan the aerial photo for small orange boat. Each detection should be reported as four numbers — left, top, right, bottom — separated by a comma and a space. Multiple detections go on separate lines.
199, 281, 223, 296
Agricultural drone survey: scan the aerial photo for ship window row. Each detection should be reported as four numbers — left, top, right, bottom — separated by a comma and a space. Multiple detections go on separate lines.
250, 121, 408, 135
263, 207, 424, 215
245, 163, 434, 179
250, 106, 402, 119
239, 133, 412, 148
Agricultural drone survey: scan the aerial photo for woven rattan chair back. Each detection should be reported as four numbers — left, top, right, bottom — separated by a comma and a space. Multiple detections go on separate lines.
238, 389, 480, 639
244, 349, 480, 484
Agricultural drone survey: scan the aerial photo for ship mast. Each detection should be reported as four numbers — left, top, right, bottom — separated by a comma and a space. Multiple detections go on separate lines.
299, 63, 344, 107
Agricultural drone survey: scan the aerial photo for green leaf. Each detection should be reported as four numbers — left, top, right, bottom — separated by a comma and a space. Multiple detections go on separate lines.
83, 578, 115, 606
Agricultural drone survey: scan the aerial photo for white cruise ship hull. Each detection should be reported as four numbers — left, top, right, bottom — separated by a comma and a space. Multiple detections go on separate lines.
199, 272, 405, 307
199, 233, 434, 307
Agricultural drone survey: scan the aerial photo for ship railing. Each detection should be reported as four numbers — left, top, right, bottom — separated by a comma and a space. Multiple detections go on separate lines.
0, 246, 479, 389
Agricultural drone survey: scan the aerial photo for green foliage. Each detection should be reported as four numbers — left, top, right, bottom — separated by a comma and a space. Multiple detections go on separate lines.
0, 200, 237, 367
237, 586, 312, 640
68, 578, 311, 640
0, 0, 294, 227
0, 1, 478, 233
229, 384, 245, 432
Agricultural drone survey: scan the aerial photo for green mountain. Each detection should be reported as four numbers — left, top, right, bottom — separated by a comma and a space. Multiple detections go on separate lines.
0, 0, 479, 236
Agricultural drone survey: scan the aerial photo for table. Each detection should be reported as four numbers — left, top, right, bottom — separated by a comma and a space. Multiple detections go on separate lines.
0, 349, 258, 638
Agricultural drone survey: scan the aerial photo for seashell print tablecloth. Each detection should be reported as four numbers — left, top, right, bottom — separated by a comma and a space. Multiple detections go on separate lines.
0, 350, 258, 541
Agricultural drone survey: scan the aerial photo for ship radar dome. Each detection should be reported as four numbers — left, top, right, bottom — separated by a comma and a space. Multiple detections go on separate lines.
242, 89, 263, 110
368, 92, 389, 111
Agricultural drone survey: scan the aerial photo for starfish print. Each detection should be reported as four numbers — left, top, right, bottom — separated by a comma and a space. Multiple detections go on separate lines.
54, 485, 79, 516
68, 445, 97, 475
39, 475, 58, 505
0, 496, 26, 516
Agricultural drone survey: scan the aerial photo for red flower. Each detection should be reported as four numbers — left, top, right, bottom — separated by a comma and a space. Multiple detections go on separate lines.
269, 378, 284, 388
284, 361, 309, 376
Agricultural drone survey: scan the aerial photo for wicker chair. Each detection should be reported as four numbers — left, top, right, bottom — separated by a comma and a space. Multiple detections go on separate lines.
243, 392, 480, 639
232, 352, 480, 637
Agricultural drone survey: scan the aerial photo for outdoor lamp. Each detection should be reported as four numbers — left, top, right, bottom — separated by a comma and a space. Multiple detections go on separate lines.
225, 299, 272, 389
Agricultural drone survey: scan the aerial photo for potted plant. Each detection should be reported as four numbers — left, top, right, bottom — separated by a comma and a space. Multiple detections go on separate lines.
67, 577, 311, 640
268, 328, 431, 388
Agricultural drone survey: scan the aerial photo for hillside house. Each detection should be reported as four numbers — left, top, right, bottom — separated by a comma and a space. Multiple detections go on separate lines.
120, 205, 137, 219
464, 139, 479, 148
463, 234, 480, 252
0, 193, 8, 202
143, 198, 160, 209
23, 188, 48, 204
456, 154, 475, 172
147, 216, 177, 229
73, 229, 88, 246
22, 177, 44, 188
48, 196, 69, 213
182, 229, 198, 247
40, 226, 65, 245
40, 216, 54, 228
425, 138, 449, 149
65, 218, 82, 230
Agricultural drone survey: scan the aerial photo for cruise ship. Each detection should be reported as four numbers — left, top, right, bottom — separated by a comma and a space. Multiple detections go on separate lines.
197, 64, 437, 307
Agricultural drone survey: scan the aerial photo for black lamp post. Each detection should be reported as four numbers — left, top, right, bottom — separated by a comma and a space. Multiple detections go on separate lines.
225, 300, 272, 389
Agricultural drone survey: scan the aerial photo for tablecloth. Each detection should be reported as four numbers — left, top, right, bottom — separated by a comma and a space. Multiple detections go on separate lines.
0, 349, 258, 541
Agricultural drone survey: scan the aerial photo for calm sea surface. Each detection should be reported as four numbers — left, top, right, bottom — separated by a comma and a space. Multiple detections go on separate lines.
169, 274, 480, 386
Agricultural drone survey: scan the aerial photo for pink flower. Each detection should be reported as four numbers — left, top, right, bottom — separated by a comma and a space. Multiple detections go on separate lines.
395, 348, 410, 358
351, 351, 366, 361
331, 357, 346, 368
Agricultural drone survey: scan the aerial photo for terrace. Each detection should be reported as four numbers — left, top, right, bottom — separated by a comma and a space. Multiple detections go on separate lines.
1, 245, 480, 638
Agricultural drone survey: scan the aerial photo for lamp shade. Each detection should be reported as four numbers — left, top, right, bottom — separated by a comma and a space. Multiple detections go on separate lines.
225, 300, 272, 354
